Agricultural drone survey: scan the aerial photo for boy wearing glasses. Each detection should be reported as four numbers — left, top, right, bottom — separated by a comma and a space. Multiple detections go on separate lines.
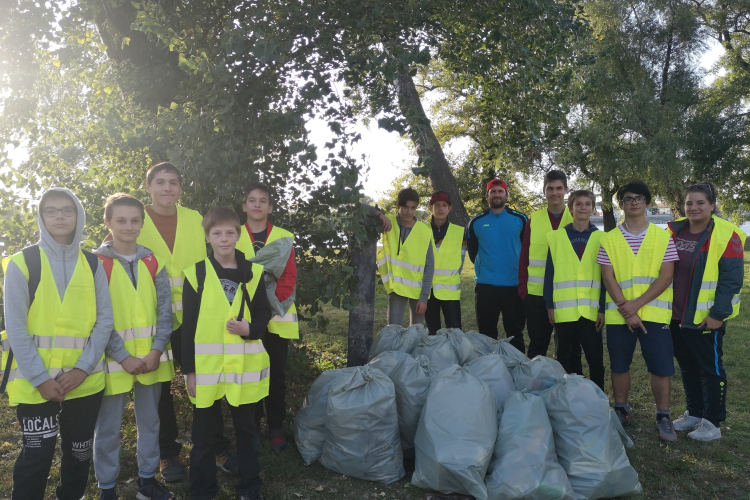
597, 180, 679, 442
3, 188, 113, 500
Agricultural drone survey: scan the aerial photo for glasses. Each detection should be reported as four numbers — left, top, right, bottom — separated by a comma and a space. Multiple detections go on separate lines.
43, 207, 77, 218
688, 183, 713, 196
622, 195, 647, 205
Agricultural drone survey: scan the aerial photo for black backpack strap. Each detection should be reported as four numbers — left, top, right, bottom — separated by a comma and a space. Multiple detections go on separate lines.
21, 245, 42, 304
82, 249, 99, 277
195, 260, 206, 315
237, 263, 254, 322
196, 260, 206, 295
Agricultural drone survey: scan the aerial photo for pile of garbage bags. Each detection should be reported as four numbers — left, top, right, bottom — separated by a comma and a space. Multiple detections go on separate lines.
295, 326, 642, 498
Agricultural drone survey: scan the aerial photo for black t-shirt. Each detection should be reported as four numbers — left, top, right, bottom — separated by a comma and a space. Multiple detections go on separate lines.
215, 267, 242, 304
252, 229, 267, 254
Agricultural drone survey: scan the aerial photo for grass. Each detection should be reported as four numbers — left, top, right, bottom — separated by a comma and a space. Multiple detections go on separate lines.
2, 257, 750, 499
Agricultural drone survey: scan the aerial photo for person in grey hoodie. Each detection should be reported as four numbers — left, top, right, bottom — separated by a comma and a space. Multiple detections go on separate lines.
3, 187, 113, 500
92, 193, 175, 500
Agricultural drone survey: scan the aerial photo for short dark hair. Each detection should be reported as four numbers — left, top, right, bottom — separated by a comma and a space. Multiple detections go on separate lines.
397, 187, 420, 207
244, 182, 273, 204
202, 206, 241, 234
146, 162, 182, 186
104, 193, 145, 222
685, 181, 718, 213
567, 190, 596, 210
543, 170, 568, 190
617, 180, 652, 205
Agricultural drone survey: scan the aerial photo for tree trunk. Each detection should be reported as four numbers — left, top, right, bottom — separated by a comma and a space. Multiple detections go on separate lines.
396, 71, 471, 226
600, 184, 618, 231
347, 232, 378, 367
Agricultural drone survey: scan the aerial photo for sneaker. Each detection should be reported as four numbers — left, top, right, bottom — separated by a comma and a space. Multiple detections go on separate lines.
136, 477, 174, 500
100, 488, 118, 500
216, 449, 239, 474
657, 416, 677, 442
269, 428, 288, 452
614, 407, 630, 428
240, 490, 265, 500
673, 410, 702, 431
159, 457, 185, 482
688, 419, 721, 442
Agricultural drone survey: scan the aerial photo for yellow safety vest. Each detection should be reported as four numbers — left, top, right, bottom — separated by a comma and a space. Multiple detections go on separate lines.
601, 224, 673, 324
527, 209, 574, 296
432, 223, 464, 301
376, 215, 432, 300
547, 229, 603, 323
692, 216, 746, 323
2, 248, 104, 406
236, 224, 299, 339
137, 205, 206, 329
100, 255, 175, 396
182, 260, 270, 408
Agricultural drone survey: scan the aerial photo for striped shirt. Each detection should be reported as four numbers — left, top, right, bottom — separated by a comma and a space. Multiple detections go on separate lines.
596, 224, 679, 265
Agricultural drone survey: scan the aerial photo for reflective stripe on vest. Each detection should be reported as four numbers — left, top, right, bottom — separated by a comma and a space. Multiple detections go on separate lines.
547, 229, 603, 322
377, 214, 432, 300
527, 209, 574, 296
137, 206, 206, 329
237, 225, 300, 339
183, 260, 269, 408
432, 223, 464, 300
5, 248, 102, 406
686, 216, 746, 323
102, 257, 175, 396
601, 224, 673, 324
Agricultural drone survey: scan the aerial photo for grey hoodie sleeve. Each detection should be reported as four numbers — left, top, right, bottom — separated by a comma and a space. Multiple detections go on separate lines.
420, 240, 435, 303
74, 263, 114, 374
3, 260, 51, 388
151, 266, 173, 353
105, 328, 129, 364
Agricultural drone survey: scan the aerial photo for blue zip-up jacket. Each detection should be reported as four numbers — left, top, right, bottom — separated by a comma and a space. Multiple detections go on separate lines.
466, 207, 528, 286
667, 217, 745, 328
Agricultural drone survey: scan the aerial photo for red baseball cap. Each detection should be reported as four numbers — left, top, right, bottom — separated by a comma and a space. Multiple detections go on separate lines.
486, 179, 508, 193
429, 191, 452, 206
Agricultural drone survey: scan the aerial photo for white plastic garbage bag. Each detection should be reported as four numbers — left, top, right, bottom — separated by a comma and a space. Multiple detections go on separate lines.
413, 334, 459, 372
441, 328, 481, 365
390, 355, 433, 454
465, 330, 498, 355
464, 354, 514, 419
485, 391, 575, 500
496, 337, 530, 363
513, 356, 567, 395
294, 367, 358, 465
367, 350, 412, 378
368, 324, 426, 360
412, 365, 497, 500
320, 366, 405, 484
415, 354, 442, 381
542, 375, 643, 500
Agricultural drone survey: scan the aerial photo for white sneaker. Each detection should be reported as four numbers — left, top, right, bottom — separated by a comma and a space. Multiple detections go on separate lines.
673, 411, 702, 431
688, 419, 721, 442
